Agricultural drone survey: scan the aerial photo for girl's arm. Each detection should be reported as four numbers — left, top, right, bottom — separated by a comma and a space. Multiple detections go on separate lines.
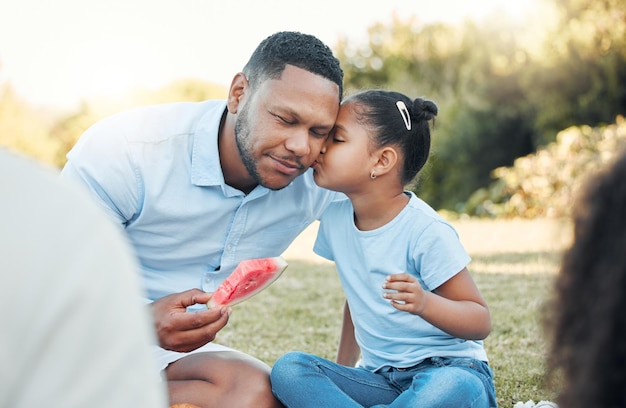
383, 268, 491, 340
336, 301, 361, 366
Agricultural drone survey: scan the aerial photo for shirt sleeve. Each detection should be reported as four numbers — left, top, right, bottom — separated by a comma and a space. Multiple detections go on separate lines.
60, 114, 142, 226
413, 220, 471, 290
313, 211, 335, 262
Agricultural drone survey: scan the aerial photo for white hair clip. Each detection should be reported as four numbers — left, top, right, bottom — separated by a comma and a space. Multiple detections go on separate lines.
396, 101, 411, 131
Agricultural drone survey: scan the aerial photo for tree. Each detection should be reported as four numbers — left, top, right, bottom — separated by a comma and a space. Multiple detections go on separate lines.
0, 79, 58, 164
527, 0, 626, 145
50, 78, 228, 167
335, 1, 626, 212
336, 15, 538, 210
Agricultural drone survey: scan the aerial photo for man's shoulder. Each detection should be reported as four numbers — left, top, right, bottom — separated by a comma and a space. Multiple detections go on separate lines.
111, 99, 224, 124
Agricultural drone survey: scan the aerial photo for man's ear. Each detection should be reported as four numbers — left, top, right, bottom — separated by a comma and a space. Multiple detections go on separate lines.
227, 72, 249, 114
373, 146, 398, 176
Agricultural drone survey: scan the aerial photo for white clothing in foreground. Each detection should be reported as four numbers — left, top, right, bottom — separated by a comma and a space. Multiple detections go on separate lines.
0, 149, 167, 408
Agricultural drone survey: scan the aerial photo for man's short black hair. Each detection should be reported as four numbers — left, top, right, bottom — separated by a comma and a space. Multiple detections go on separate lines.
243, 31, 344, 100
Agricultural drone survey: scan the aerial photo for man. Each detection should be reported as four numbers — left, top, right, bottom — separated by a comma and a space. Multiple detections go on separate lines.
1, 149, 167, 407
61, 31, 344, 407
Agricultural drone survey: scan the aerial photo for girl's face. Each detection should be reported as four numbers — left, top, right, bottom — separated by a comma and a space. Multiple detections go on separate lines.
312, 100, 379, 194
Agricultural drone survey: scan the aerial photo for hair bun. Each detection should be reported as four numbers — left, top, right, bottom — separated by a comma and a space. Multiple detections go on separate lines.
413, 98, 438, 121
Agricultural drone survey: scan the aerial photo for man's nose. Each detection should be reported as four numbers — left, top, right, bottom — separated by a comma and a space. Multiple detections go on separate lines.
284, 128, 310, 156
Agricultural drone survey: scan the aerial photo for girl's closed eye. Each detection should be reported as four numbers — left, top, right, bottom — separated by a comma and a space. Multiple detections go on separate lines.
331, 128, 346, 143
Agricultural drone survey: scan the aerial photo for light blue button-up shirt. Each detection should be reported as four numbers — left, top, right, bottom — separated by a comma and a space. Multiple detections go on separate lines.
61, 100, 338, 304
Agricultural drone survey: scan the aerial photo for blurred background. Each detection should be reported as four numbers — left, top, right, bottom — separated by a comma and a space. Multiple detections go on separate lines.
1, 0, 624, 219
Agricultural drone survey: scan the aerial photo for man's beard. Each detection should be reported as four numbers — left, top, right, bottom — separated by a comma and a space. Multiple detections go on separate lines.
234, 101, 264, 187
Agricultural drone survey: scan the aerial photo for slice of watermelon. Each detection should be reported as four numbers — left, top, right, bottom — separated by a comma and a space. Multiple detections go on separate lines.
207, 256, 288, 308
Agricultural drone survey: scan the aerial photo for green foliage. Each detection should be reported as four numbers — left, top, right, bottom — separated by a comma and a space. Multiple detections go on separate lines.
48, 102, 101, 168
527, 0, 626, 145
3, 0, 625, 216
131, 78, 228, 106
465, 116, 626, 218
475, 268, 558, 406
336, 16, 540, 210
0, 83, 60, 163
336, 0, 626, 211
0, 75, 227, 168
48, 79, 228, 168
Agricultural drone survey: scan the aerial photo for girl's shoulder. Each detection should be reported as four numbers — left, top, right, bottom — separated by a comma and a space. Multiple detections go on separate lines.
404, 193, 461, 237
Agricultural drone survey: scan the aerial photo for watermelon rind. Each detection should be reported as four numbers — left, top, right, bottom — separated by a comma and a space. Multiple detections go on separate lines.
206, 256, 288, 308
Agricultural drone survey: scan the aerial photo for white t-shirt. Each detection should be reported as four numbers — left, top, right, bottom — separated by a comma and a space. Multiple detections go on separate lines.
0, 149, 167, 407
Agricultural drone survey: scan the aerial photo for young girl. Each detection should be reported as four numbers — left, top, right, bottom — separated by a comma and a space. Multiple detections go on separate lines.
270, 90, 497, 407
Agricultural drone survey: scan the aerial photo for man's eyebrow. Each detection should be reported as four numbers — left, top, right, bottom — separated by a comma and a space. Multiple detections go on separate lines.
312, 123, 334, 131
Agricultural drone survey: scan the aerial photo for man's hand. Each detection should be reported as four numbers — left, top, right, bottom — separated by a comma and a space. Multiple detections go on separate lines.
151, 289, 231, 352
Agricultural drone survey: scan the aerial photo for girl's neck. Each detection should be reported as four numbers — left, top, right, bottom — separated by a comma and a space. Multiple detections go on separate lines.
350, 189, 410, 231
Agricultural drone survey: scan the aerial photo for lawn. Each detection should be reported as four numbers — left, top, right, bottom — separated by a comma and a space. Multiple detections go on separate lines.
216, 218, 572, 407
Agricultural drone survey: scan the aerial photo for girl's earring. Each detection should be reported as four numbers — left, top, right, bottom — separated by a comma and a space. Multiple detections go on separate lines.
370, 169, 377, 180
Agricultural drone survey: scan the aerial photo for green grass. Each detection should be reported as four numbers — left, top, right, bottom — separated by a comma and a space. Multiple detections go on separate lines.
217, 251, 562, 407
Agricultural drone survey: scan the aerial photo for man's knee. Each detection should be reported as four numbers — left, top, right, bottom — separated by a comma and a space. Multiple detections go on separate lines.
166, 351, 280, 408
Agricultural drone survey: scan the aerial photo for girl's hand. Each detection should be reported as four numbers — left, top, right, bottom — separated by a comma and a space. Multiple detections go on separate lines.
382, 273, 426, 315
383, 268, 492, 340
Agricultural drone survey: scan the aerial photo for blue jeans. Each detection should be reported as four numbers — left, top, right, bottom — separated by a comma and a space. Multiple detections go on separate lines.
271, 351, 497, 407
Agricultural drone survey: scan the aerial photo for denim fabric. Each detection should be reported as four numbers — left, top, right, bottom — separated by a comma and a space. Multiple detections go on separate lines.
271, 352, 497, 408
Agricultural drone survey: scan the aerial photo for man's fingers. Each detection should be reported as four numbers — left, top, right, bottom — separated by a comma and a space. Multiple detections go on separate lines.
160, 307, 231, 352
177, 288, 212, 308
171, 307, 221, 329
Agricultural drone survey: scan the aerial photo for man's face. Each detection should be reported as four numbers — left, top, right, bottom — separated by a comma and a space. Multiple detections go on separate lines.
234, 65, 340, 190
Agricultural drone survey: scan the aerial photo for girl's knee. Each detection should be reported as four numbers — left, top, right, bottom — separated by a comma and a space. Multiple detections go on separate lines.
271, 352, 313, 386
410, 366, 488, 407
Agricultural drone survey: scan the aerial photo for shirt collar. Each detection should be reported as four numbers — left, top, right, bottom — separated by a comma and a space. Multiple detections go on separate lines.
190, 101, 228, 187
189, 100, 270, 198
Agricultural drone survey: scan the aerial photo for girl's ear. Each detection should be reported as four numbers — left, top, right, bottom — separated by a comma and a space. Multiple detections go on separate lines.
227, 72, 249, 114
372, 146, 399, 176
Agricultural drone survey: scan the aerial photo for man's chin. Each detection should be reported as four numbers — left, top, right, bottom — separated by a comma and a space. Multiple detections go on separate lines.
260, 173, 300, 191
261, 180, 292, 191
